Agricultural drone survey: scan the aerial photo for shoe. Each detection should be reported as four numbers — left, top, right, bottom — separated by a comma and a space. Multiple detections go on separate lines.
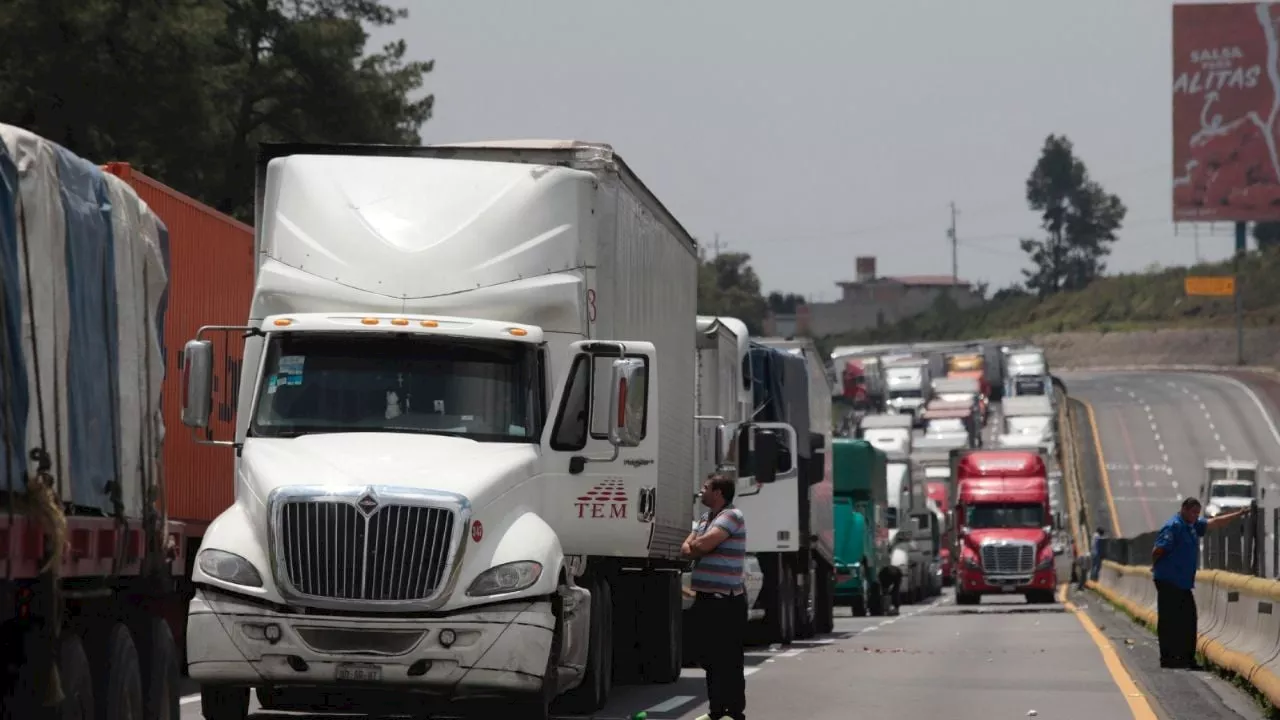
1185, 662, 1206, 671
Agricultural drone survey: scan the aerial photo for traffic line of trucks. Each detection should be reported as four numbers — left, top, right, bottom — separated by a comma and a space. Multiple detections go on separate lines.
830, 342, 1069, 610
2, 127, 846, 720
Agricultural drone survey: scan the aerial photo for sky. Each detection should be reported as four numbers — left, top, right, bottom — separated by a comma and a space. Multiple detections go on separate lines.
371, 0, 1240, 300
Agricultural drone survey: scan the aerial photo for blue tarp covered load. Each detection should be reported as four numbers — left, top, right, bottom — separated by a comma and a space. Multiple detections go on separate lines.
748, 341, 812, 458
0, 125, 170, 518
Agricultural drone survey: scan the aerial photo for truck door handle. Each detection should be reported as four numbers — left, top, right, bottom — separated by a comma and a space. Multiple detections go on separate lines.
638, 488, 656, 522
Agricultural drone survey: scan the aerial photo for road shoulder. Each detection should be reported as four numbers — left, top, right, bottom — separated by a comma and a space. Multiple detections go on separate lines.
1068, 584, 1266, 720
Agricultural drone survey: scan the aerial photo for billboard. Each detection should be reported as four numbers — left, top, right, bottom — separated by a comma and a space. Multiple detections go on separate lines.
1173, 2, 1280, 222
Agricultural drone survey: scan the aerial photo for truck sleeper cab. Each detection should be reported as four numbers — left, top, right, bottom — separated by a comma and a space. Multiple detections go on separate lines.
950, 451, 1059, 605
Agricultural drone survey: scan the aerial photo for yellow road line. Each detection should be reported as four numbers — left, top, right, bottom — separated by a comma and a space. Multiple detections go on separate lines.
1061, 584, 1159, 720
1080, 397, 1123, 537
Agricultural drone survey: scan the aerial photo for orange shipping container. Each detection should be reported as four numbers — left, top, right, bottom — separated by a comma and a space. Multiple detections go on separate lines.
103, 163, 254, 530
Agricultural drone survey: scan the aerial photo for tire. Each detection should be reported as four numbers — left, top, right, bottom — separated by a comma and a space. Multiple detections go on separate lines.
795, 557, 816, 640
850, 594, 866, 617
199, 687, 248, 720
85, 623, 143, 720
814, 561, 835, 634
868, 581, 885, 617
768, 559, 796, 644
639, 573, 682, 684
58, 632, 94, 720
556, 576, 612, 713
134, 618, 179, 720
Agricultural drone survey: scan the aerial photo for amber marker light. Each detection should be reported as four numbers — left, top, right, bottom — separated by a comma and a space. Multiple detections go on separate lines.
273, 318, 293, 327
391, 318, 409, 326
507, 328, 528, 337
361, 317, 380, 325
420, 320, 439, 328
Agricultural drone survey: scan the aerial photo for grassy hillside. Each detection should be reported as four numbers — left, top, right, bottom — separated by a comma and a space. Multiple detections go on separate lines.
824, 251, 1280, 347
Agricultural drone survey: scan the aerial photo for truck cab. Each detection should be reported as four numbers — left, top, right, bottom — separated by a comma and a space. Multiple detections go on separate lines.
832, 439, 893, 616
1200, 459, 1261, 517
884, 358, 931, 427
922, 405, 979, 449
996, 395, 1056, 455
950, 450, 1059, 605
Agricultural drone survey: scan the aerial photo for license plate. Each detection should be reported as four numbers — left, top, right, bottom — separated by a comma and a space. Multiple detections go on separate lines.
336, 663, 382, 682
1000, 585, 1017, 593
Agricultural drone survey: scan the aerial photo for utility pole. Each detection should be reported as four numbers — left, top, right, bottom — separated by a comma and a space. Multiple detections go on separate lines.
709, 231, 727, 260
1235, 221, 1246, 365
948, 202, 959, 284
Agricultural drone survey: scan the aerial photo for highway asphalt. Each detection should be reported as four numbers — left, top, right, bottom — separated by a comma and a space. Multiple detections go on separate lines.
1062, 370, 1280, 575
179, 589, 1160, 720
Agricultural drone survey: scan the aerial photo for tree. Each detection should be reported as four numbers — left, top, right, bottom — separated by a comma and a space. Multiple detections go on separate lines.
697, 251, 768, 334
1019, 135, 1127, 296
0, 0, 433, 221
766, 291, 806, 314
1253, 221, 1280, 252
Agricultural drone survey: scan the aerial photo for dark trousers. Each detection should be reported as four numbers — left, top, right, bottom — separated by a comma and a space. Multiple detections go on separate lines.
693, 592, 748, 720
1155, 580, 1198, 665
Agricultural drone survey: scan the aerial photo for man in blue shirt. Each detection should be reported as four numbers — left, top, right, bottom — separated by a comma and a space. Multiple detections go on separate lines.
1152, 497, 1245, 669
1090, 527, 1106, 581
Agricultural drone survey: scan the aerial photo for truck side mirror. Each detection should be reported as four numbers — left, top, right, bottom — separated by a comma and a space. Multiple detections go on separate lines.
608, 358, 647, 447
181, 339, 214, 429
1198, 483, 1205, 497
753, 430, 780, 484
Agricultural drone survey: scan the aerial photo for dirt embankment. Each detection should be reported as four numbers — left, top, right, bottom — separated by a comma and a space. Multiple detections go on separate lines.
1032, 328, 1280, 369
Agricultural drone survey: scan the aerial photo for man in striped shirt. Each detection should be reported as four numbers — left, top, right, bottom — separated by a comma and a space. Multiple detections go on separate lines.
682, 473, 748, 720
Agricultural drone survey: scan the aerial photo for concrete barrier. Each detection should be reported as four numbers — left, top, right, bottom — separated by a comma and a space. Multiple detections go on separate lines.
1090, 560, 1280, 707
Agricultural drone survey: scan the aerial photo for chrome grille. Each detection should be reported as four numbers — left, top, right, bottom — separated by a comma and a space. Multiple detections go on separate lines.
980, 541, 1034, 574
279, 500, 456, 601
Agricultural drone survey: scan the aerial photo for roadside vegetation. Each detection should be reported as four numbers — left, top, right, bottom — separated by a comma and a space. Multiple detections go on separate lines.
824, 249, 1280, 347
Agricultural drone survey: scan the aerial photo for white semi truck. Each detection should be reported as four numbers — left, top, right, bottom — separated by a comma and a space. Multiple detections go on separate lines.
752, 337, 837, 642
177, 140, 792, 718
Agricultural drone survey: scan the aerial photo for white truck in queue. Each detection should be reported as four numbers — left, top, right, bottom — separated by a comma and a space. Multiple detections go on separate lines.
996, 396, 1056, 455
681, 316, 773, 644
178, 140, 793, 718
751, 337, 838, 642
857, 413, 913, 455
884, 357, 931, 427
1201, 459, 1262, 518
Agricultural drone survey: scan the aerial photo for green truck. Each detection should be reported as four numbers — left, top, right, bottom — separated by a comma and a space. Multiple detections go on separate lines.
833, 438, 893, 616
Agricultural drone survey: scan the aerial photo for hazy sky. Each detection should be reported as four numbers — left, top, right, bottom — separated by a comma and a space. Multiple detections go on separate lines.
373, 0, 1235, 299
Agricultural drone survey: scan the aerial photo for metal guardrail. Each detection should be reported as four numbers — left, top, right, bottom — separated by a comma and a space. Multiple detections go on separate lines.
1096, 502, 1265, 576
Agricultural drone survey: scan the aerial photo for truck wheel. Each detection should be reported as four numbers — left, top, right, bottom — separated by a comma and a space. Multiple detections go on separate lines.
814, 561, 835, 634
86, 623, 143, 720
767, 560, 795, 644
134, 618, 180, 720
795, 558, 816, 640
199, 687, 248, 720
58, 632, 94, 720
639, 573, 682, 684
556, 576, 612, 713
868, 581, 885, 617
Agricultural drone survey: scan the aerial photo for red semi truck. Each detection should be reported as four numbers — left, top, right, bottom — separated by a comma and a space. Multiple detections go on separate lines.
950, 450, 1058, 605
0, 126, 251, 718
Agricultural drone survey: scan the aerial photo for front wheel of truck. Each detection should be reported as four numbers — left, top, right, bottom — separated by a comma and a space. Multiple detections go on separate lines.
814, 561, 835, 634
867, 580, 885, 617
555, 576, 613, 713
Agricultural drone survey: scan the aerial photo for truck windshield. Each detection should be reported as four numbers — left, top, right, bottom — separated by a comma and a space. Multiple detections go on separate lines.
1210, 483, 1254, 498
965, 503, 1044, 529
889, 389, 923, 399
1004, 416, 1049, 435
250, 332, 543, 442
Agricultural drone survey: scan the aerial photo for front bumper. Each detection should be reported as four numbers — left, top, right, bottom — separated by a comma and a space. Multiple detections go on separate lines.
955, 566, 1056, 595
187, 587, 553, 698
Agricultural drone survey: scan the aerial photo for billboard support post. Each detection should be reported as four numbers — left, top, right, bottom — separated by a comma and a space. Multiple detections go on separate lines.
1236, 221, 1247, 365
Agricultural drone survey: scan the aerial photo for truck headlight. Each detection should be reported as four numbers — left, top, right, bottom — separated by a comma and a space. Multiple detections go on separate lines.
197, 549, 264, 588
1206, 504, 1221, 517
466, 561, 543, 597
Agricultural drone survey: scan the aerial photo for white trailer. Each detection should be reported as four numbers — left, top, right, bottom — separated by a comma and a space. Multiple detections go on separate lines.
178, 140, 791, 718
